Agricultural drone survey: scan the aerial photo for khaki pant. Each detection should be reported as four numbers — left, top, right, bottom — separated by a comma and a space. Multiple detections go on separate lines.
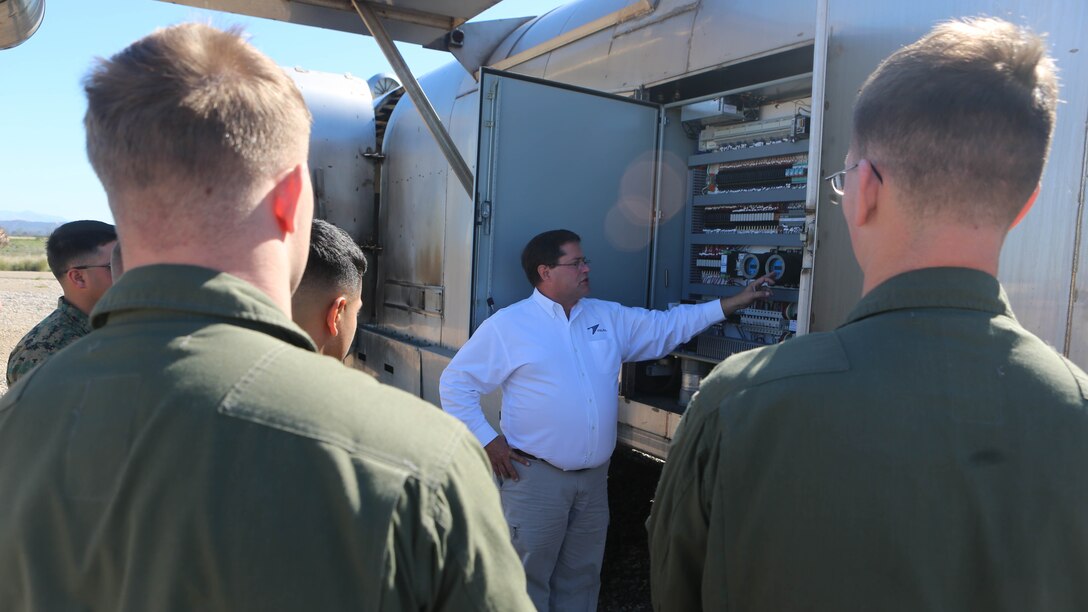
499, 459, 610, 612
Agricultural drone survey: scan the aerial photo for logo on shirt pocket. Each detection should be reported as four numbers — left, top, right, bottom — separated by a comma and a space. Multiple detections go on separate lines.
586, 337, 617, 370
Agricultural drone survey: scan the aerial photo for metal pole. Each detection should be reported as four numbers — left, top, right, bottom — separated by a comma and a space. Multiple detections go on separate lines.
351, 0, 475, 196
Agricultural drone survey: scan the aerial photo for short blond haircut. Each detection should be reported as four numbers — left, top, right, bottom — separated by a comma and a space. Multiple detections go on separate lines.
853, 17, 1058, 226
83, 23, 312, 234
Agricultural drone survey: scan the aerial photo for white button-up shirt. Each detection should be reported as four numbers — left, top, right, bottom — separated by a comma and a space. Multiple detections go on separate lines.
439, 289, 724, 470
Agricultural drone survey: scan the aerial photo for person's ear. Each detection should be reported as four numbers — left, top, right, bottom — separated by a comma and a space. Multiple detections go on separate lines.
852, 159, 882, 228
1008, 184, 1040, 230
537, 264, 551, 283
272, 164, 305, 234
325, 296, 348, 335
66, 267, 87, 289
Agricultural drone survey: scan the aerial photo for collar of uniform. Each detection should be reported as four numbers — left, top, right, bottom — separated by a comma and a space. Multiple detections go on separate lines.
843, 267, 1015, 327
530, 287, 579, 320
91, 264, 317, 351
57, 295, 92, 335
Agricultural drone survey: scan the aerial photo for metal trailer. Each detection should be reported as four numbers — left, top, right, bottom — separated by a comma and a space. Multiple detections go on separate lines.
8, 0, 1085, 458
338, 0, 1088, 459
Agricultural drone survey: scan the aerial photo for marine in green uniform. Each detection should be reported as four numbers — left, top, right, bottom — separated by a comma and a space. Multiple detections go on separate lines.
648, 17, 1088, 611
0, 24, 531, 612
6, 220, 116, 385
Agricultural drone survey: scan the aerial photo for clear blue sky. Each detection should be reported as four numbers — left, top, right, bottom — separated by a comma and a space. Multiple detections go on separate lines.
0, 0, 567, 223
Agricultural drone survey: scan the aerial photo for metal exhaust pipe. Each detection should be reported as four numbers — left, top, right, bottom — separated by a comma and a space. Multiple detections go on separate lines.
0, 0, 45, 50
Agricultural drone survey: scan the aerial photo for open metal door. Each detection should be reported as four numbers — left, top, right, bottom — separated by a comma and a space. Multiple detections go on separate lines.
472, 68, 661, 331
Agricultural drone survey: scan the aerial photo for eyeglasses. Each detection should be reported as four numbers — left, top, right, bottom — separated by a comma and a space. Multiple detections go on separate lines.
823, 161, 884, 198
550, 257, 591, 269
67, 263, 112, 272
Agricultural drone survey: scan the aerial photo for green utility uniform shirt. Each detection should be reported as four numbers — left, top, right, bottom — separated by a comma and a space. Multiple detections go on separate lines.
648, 268, 1088, 612
6, 295, 91, 385
0, 265, 532, 612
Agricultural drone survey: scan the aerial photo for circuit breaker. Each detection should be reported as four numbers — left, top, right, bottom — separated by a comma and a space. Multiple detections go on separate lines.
676, 97, 812, 401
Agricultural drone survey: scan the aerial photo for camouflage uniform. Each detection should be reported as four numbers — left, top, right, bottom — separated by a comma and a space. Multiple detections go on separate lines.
6, 296, 91, 386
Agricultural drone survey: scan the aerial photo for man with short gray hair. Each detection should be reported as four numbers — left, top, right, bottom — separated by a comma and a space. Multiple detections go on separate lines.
0, 23, 530, 612
648, 17, 1088, 611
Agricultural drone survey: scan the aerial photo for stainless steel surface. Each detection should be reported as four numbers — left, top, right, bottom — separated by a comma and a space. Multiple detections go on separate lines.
438, 87, 481, 349
0, 0, 44, 49
379, 61, 467, 343
288, 68, 378, 321
289, 68, 376, 240
1038, 2, 1088, 365
435, 16, 533, 76
1065, 138, 1086, 358
814, 0, 1088, 356
160, 0, 502, 45
491, 0, 654, 74
616, 398, 671, 459
355, 326, 422, 395
419, 344, 454, 407
351, 0, 474, 196
493, 0, 622, 61
418, 344, 502, 432
650, 107, 691, 310
383, 279, 444, 317
482, 0, 817, 98
796, 0, 828, 335
808, 2, 861, 332
646, 97, 668, 307
678, 358, 700, 406
689, 0, 814, 74
547, 0, 694, 92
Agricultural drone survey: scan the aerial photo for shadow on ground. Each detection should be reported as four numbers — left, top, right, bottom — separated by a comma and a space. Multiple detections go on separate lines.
599, 448, 665, 611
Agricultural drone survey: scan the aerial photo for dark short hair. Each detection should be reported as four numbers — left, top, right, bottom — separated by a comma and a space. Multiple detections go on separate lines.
46, 220, 117, 280
521, 229, 581, 287
852, 17, 1058, 225
299, 219, 367, 295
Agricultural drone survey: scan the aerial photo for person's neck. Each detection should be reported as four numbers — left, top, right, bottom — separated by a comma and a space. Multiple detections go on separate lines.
860, 223, 1004, 295
123, 242, 296, 316
61, 291, 94, 317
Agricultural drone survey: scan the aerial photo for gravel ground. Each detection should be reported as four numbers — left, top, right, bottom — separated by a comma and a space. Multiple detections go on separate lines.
601, 448, 664, 611
0, 271, 663, 608
0, 271, 60, 395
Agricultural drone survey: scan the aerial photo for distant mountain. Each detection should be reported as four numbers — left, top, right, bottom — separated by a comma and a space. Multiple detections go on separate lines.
0, 220, 62, 236
0, 210, 67, 223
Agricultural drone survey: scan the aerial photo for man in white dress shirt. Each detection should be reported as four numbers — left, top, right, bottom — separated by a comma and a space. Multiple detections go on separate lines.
440, 229, 773, 611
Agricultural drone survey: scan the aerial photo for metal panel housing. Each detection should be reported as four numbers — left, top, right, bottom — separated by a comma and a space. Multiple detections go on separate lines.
356, 326, 422, 395
288, 68, 378, 315
290, 68, 377, 238
813, 0, 1088, 350
378, 61, 472, 342
366, 0, 1088, 462
472, 69, 660, 331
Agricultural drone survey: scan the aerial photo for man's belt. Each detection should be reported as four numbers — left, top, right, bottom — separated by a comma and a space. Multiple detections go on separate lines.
512, 449, 592, 473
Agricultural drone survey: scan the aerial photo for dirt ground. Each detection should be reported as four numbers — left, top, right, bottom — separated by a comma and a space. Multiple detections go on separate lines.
0, 271, 60, 394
